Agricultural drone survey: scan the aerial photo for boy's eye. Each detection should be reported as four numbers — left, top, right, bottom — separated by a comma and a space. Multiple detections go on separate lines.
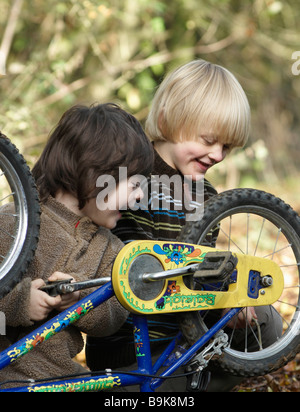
200, 135, 232, 152
223, 144, 232, 151
200, 136, 216, 146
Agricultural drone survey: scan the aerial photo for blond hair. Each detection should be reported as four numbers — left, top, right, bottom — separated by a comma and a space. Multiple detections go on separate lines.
145, 59, 251, 148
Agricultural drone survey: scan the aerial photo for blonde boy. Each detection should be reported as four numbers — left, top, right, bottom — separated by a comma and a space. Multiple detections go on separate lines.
147, 59, 250, 179
113, 59, 251, 243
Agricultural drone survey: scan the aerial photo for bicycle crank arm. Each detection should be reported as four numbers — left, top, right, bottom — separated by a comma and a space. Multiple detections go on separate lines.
40, 278, 111, 296
142, 264, 199, 283
58, 278, 111, 294
142, 252, 237, 284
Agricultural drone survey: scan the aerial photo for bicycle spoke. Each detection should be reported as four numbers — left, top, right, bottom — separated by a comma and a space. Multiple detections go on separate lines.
241, 308, 263, 352
263, 244, 292, 259
0, 212, 18, 217
280, 263, 300, 268
228, 215, 232, 251
219, 225, 245, 254
277, 300, 300, 310
271, 228, 281, 260
0, 226, 15, 239
246, 214, 250, 255
253, 218, 265, 257
228, 315, 239, 348
244, 308, 248, 353
0, 193, 15, 203
283, 285, 300, 289
270, 305, 292, 331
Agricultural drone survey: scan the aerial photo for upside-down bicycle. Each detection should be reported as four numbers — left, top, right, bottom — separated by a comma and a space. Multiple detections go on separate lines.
0, 134, 299, 392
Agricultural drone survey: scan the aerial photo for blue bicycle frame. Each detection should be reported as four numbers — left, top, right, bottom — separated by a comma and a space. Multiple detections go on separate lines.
0, 282, 240, 392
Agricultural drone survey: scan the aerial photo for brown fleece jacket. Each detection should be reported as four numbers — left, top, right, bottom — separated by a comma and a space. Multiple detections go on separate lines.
0, 196, 128, 387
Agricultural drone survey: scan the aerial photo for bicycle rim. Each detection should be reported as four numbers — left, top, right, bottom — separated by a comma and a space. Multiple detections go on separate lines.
0, 151, 29, 280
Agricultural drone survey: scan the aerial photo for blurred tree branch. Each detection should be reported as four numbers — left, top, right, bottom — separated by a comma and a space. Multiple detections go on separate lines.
0, 0, 23, 76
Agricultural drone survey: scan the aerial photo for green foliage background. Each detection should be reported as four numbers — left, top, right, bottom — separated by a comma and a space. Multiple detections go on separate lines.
0, 0, 300, 206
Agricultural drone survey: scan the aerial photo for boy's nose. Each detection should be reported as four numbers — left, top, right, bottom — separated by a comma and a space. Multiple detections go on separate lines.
208, 143, 226, 164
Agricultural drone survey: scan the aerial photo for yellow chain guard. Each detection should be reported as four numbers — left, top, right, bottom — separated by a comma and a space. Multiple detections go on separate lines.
112, 241, 284, 315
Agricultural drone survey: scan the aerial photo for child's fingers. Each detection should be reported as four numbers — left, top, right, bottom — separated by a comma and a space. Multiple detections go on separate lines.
44, 293, 62, 308
32, 278, 47, 289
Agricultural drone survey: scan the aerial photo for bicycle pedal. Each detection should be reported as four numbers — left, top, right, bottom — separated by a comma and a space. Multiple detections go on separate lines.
194, 251, 238, 283
186, 369, 211, 392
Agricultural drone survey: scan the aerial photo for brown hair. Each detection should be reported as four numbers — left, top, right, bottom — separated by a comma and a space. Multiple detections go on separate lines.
32, 103, 154, 209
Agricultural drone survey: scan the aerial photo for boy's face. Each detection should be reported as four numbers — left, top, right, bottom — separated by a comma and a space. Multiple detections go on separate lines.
157, 135, 231, 181
82, 177, 144, 229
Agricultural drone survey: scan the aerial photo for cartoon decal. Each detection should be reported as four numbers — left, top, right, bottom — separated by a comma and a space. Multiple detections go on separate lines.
153, 243, 204, 265
134, 327, 145, 357
28, 376, 121, 392
7, 301, 94, 364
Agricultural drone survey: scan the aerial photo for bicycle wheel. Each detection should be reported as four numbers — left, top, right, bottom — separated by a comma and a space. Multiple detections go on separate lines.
178, 189, 300, 377
0, 133, 40, 298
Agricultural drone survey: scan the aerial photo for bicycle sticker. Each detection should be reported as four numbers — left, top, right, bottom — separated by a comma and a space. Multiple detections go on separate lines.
28, 376, 122, 392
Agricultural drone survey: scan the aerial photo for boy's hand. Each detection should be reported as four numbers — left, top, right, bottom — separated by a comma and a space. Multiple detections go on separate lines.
29, 279, 62, 322
222, 307, 257, 329
47, 272, 80, 311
